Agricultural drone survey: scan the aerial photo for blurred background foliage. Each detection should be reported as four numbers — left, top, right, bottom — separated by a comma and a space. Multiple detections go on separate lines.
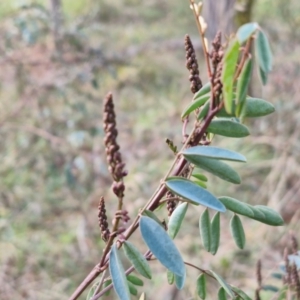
0, 0, 300, 299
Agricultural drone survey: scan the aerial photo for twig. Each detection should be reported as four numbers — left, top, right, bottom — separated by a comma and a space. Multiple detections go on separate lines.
189, 0, 212, 78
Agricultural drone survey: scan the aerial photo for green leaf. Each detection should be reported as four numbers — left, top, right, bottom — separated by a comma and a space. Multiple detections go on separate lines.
262, 285, 279, 292
184, 156, 241, 184
210, 212, 220, 255
128, 282, 138, 296
230, 285, 252, 300
182, 146, 246, 162
258, 66, 268, 85
140, 216, 186, 277
165, 177, 226, 212
193, 82, 211, 100
192, 173, 208, 182
218, 287, 227, 300
194, 180, 207, 189
168, 202, 188, 239
218, 197, 254, 218
222, 39, 240, 114
109, 244, 131, 300
254, 205, 284, 226
167, 270, 175, 285
127, 275, 144, 286
210, 271, 235, 298
181, 94, 209, 119
244, 97, 275, 117
255, 30, 272, 73
200, 208, 211, 252
237, 22, 258, 44
123, 241, 152, 279
175, 272, 186, 290
197, 100, 210, 120
236, 58, 253, 117
143, 210, 163, 227
196, 274, 207, 299
230, 215, 246, 249
207, 119, 250, 138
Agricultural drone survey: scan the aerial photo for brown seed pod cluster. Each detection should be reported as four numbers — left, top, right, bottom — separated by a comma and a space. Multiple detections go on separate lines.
98, 196, 110, 242
185, 34, 202, 94
210, 32, 223, 104
103, 92, 127, 197
166, 191, 177, 216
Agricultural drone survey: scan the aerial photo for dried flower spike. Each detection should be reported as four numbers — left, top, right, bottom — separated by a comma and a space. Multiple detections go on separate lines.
166, 191, 177, 216
185, 34, 202, 94
103, 92, 127, 197
98, 196, 110, 242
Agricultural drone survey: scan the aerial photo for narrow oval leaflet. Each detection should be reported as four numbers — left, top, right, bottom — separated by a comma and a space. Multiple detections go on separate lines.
126, 275, 144, 286
237, 22, 258, 44
210, 212, 220, 255
258, 65, 268, 85
196, 274, 207, 299
244, 97, 275, 117
183, 156, 241, 184
198, 100, 210, 120
192, 173, 208, 182
139, 216, 186, 277
254, 205, 284, 226
175, 272, 186, 290
207, 119, 250, 138
167, 270, 175, 285
193, 82, 211, 101
143, 210, 163, 227
218, 287, 227, 300
109, 244, 131, 300
210, 270, 235, 298
194, 180, 207, 189
236, 58, 253, 117
168, 202, 188, 239
231, 285, 252, 300
123, 241, 152, 279
200, 209, 211, 252
255, 30, 272, 73
181, 94, 209, 119
165, 177, 226, 212
128, 282, 138, 296
182, 146, 246, 162
218, 196, 254, 217
222, 39, 240, 114
230, 215, 246, 249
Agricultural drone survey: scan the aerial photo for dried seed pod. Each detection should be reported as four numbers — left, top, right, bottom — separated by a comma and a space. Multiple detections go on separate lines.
184, 34, 202, 94
98, 196, 110, 242
167, 191, 177, 217
103, 92, 127, 197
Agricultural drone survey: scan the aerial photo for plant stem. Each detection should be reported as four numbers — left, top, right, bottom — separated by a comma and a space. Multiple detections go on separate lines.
189, 0, 212, 78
